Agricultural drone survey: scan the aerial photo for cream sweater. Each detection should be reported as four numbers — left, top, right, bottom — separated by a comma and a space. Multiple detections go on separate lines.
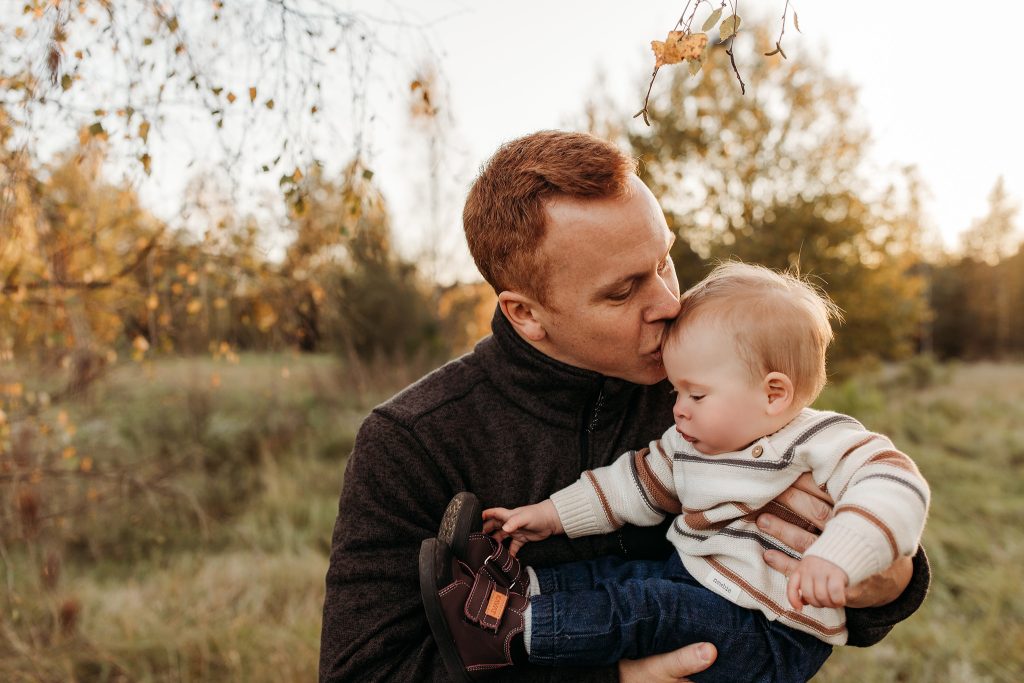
549, 408, 930, 645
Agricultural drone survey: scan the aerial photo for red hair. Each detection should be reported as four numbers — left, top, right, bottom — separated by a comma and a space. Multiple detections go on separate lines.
463, 131, 636, 302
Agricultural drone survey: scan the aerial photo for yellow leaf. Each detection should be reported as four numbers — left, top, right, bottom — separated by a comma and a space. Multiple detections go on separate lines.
253, 300, 278, 332
79, 457, 93, 473
249, 86, 257, 102
140, 153, 152, 175
265, 99, 275, 110
186, 299, 203, 315
702, 8, 723, 32
214, 297, 228, 309
62, 446, 76, 459
720, 14, 742, 40
147, 294, 159, 310
227, 92, 237, 104
132, 335, 150, 352
139, 120, 150, 142
651, 32, 708, 68
187, 272, 198, 286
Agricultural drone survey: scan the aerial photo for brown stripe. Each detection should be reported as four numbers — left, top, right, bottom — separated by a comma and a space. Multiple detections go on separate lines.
741, 501, 820, 535
682, 510, 731, 532
585, 470, 622, 529
734, 502, 754, 514
633, 450, 682, 514
834, 504, 899, 560
704, 558, 847, 638
655, 440, 674, 469
843, 435, 883, 459
866, 450, 922, 476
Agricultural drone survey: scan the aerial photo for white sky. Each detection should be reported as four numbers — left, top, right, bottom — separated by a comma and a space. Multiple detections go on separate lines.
53, 1, 1018, 280
363, 0, 1024, 278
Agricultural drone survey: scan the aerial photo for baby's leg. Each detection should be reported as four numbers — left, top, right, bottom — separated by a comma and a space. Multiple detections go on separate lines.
527, 555, 832, 683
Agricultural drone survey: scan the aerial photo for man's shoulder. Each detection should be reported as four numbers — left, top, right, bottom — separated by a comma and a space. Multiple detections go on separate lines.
372, 348, 488, 430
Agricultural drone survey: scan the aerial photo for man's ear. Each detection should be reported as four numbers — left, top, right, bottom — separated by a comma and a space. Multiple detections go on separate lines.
763, 372, 795, 416
497, 290, 547, 342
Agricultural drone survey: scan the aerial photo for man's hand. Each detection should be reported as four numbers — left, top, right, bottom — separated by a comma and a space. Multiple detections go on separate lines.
619, 643, 717, 682
756, 473, 913, 608
785, 556, 849, 611
482, 500, 564, 555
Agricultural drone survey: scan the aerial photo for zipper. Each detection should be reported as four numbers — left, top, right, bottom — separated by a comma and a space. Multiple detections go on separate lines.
578, 383, 605, 472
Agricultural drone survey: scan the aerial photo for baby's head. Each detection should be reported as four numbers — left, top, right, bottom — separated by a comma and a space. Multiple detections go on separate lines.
661, 262, 841, 454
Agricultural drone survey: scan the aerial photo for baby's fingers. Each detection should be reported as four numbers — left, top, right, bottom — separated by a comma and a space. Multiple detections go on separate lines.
827, 572, 847, 607
786, 571, 803, 612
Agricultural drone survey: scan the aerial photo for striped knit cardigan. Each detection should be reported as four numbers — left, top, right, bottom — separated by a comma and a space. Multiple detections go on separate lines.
549, 408, 930, 645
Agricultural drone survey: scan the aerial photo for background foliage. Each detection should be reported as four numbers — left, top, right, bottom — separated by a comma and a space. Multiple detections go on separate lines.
2, 4, 1022, 682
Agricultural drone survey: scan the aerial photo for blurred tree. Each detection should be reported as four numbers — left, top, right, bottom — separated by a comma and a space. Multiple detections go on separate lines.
949, 180, 1022, 357
962, 177, 1020, 266
284, 160, 444, 360
626, 31, 927, 365
0, 1, 418, 185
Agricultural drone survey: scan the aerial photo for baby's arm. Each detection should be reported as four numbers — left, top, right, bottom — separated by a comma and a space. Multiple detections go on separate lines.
799, 417, 930, 605
483, 500, 564, 555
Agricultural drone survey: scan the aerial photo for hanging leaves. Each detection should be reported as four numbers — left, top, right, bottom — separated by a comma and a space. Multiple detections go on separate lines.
719, 14, 742, 41
651, 31, 708, 68
702, 8, 723, 32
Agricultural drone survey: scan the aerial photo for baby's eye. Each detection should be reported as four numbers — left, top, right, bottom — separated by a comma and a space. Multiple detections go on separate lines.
690, 395, 705, 402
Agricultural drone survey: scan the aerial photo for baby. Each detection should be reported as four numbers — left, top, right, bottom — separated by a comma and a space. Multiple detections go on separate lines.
421, 262, 930, 682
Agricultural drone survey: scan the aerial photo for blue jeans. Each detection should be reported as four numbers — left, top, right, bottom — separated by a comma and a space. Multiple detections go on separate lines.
528, 553, 832, 683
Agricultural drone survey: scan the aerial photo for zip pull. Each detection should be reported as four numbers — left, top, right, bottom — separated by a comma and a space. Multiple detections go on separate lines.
587, 388, 605, 433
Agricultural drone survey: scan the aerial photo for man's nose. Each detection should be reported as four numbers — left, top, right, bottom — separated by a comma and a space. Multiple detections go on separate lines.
644, 277, 681, 324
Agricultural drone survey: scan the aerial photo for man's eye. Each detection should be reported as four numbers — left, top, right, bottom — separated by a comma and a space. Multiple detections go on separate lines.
608, 288, 632, 302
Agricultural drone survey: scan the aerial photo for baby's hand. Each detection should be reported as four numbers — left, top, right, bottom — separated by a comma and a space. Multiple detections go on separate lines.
786, 556, 849, 612
482, 500, 564, 555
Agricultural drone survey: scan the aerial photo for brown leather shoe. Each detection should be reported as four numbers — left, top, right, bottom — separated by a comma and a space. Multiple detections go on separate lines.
420, 536, 528, 681
438, 492, 529, 596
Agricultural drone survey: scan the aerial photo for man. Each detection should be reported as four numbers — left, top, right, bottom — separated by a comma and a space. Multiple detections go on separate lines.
319, 131, 929, 682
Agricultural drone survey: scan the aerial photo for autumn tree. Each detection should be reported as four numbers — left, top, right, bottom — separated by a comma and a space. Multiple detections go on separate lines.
938, 178, 1023, 357
625, 29, 928, 366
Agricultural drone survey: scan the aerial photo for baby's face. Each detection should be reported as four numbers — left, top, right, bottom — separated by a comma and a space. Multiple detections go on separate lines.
662, 320, 774, 455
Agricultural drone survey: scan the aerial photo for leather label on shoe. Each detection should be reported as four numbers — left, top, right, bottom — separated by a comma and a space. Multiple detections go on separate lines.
485, 588, 508, 622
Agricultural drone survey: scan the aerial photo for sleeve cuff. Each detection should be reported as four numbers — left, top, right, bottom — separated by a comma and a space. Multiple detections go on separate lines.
804, 518, 888, 586
550, 480, 612, 538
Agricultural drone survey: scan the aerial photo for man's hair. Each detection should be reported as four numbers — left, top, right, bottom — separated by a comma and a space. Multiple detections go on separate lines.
666, 262, 843, 406
463, 130, 636, 302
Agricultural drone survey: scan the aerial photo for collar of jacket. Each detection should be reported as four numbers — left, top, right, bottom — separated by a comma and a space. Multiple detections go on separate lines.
475, 305, 643, 431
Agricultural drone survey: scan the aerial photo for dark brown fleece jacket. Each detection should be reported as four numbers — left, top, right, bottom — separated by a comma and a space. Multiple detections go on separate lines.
319, 308, 930, 682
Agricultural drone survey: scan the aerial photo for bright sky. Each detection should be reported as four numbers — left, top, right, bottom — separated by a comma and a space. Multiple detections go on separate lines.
75, 0, 1019, 280
362, 0, 1023, 278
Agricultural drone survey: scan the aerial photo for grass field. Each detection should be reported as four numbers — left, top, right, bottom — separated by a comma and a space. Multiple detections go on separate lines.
1, 355, 1022, 681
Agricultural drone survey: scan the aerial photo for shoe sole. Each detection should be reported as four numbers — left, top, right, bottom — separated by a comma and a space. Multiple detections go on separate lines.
419, 538, 473, 683
438, 492, 481, 559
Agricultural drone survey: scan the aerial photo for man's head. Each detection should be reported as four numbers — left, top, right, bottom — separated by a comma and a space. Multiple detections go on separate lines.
464, 131, 680, 384
663, 262, 842, 454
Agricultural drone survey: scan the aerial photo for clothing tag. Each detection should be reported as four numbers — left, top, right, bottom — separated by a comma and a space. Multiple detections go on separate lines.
705, 568, 741, 601
485, 588, 508, 621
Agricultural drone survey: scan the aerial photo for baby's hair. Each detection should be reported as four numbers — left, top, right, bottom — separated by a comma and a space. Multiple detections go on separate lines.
665, 262, 843, 406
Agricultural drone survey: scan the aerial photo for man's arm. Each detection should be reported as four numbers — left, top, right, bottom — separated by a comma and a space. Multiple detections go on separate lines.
319, 411, 451, 682
319, 411, 628, 682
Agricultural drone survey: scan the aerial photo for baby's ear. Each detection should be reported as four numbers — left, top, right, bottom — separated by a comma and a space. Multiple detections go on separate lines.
763, 372, 795, 415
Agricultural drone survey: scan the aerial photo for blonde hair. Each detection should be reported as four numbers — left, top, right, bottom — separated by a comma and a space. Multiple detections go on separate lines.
666, 262, 842, 406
